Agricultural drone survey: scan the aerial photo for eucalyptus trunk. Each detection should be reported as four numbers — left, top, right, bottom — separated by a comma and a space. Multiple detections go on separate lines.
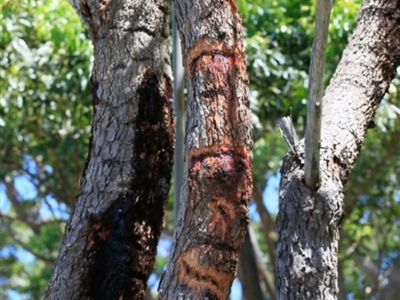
158, 0, 253, 298
276, 0, 400, 299
45, 0, 174, 299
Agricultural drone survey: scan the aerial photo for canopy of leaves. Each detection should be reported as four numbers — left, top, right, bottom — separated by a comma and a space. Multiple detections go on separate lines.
1, 0, 92, 297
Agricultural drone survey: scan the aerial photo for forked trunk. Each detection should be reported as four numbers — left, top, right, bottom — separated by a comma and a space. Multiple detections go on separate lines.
276, 1, 400, 299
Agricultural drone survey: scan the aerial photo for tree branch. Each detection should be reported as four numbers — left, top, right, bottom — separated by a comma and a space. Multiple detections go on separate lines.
238, 227, 265, 300
377, 254, 400, 300
23, 167, 71, 210
3, 181, 41, 234
252, 184, 277, 281
248, 225, 277, 300
354, 255, 381, 288
172, 5, 185, 228
304, 0, 334, 189
2, 222, 56, 265
0, 211, 66, 227
344, 130, 399, 220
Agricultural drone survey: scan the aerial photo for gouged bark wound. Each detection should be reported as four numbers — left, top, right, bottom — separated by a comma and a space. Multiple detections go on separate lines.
159, 0, 252, 297
189, 50, 247, 147
176, 149, 251, 297
177, 247, 234, 299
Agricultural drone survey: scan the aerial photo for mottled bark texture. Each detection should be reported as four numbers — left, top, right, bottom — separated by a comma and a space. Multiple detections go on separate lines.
276, 1, 400, 299
158, 0, 253, 298
45, 1, 174, 299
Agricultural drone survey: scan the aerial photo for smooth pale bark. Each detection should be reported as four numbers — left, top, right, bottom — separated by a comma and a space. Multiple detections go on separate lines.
238, 227, 265, 300
158, 0, 253, 298
252, 184, 277, 285
276, 0, 400, 299
172, 8, 186, 226
248, 224, 277, 299
45, 0, 174, 299
304, 0, 333, 189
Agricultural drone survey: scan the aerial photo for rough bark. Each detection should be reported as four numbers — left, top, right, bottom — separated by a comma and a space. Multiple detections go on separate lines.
276, 1, 400, 299
45, 1, 174, 299
158, 0, 253, 298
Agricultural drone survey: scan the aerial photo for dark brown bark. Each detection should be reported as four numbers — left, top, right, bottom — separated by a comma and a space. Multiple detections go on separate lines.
276, 0, 400, 299
158, 0, 253, 298
45, 0, 174, 299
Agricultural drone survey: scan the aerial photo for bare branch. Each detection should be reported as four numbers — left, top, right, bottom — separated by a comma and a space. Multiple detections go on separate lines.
354, 255, 381, 287
2, 222, 56, 265
252, 184, 277, 280
377, 255, 400, 300
172, 5, 186, 227
248, 225, 277, 300
304, 0, 334, 190
238, 227, 265, 300
0, 211, 67, 227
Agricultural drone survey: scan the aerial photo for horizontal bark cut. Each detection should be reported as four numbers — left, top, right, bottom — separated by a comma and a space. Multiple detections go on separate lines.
158, 0, 253, 298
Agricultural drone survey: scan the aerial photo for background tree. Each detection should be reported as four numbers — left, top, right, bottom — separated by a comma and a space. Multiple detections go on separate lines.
1, 0, 399, 299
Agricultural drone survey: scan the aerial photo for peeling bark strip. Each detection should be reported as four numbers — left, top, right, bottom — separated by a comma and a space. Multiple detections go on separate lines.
45, 0, 174, 299
276, 0, 400, 299
159, 0, 252, 298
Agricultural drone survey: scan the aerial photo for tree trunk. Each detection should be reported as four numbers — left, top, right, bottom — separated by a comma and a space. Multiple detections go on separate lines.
158, 0, 253, 298
45, 0, 174, 299
276, 0, 400, 299
238, 227, 265, 300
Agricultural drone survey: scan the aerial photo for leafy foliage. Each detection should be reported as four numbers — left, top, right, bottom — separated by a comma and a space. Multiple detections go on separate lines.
1, 0, 92, 297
